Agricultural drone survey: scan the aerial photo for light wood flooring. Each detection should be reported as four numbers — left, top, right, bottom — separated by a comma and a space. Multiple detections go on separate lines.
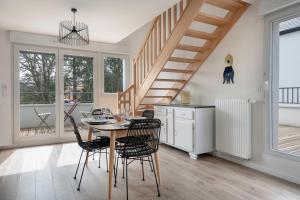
0, 143, 299, 200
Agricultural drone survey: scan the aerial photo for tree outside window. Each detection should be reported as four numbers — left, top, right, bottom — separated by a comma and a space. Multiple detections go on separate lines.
104, 56, 124, 93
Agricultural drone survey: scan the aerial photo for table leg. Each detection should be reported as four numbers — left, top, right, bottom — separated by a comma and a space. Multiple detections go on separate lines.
85, 127, 93, 166
108, 131, 116, 200
154, 152, 160, 184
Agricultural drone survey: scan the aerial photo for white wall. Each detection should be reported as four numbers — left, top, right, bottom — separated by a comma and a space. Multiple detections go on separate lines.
259, 0, 300, 15
173, 1, 300, 184
279, 31, 300, 87
0, 29, 12, 146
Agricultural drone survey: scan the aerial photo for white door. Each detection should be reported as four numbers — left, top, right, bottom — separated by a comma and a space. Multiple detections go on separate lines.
167, 108, 174, 145
59, 50, 98, 137
14, 46, 59, 142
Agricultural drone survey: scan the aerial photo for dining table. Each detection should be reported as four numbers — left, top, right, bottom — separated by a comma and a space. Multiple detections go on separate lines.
81, 118, 161, 200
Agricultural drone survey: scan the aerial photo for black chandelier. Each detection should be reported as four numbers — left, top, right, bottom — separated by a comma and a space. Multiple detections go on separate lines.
59, 8, 89, 46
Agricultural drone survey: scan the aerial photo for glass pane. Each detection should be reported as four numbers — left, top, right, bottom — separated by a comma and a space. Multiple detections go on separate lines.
104, 56, 124, 93
276, 17, 300, 157
19, 51, 56, 137
63, 55, 94, 134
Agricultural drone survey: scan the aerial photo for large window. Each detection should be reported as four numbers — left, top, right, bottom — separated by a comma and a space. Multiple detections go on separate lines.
268, 6, 300, 159
14, 46, 97, 143
103, 55, 126, 93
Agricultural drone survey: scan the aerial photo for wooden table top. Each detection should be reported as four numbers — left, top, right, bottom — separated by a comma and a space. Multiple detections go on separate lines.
81, 118, 129, 131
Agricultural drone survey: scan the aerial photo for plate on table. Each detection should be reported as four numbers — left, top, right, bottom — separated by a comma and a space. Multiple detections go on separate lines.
86, 118, 109, 125
126, 116, 146, 121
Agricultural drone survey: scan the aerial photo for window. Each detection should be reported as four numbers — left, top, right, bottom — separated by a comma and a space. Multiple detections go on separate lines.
268, 5, 300, 159
103, 55, 125, 93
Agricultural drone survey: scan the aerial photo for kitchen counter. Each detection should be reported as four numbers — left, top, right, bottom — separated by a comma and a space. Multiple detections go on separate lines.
156, 104, 215, 108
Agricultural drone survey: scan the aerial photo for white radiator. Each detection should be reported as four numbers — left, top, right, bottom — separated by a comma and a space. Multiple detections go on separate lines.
215, 99, 251, 159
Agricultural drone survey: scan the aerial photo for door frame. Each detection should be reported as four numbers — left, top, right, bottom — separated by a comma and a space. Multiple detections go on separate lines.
13, 45, 60, 143
265, 4, 300, 161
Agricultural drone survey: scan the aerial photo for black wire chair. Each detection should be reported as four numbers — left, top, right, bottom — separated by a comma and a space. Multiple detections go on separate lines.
68, 114, 110, 191
114, 109, 155, 183
114, 119, 161, 200
142, 110, 154, 119
90, 108, 112, 171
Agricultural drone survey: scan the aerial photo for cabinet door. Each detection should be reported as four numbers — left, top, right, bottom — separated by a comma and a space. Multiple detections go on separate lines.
174, 119, 194, 152
167, 109, 174, 145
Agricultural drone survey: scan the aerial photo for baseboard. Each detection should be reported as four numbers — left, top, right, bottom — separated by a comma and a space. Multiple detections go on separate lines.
213, 152, 300, 185
0, 137, 77, 150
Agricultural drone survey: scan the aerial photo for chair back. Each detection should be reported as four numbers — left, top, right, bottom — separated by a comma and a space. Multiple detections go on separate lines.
67, 114, 84, 147
126, 119, 161, 152
142, 110, 154, 119
92, 108, 111, 116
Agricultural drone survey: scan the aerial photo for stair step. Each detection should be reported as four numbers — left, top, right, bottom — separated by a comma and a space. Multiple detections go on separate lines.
176, 44, 209, 52
162, 68, 194, 73
168, 57, 201, 63
206, 0, 242, 11
150, 88, 180, 91
185, 29, 217, 40
156, 79, 186, 83
145, 96, 173, 99
195, 12, 229, 26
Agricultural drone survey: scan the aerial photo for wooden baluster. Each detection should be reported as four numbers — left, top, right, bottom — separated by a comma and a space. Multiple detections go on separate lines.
150, 30, 153, 65
141, 51, 145, 79
174, 4, 178, 26
168, 8, 172, 35
180, 1, 184, 16
143, 46, 146, 75
133, 60, 137, 91
139, 56, 142, 85
154, 20, 157, 60
158, 15, 161, 52
137, 58, 140, 88
147, 39, 150, 72
163, 12, 166, 44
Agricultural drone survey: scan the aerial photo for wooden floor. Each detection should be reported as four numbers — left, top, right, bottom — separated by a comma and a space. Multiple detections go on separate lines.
278, 125, 300, 156
0, 143, 299, 200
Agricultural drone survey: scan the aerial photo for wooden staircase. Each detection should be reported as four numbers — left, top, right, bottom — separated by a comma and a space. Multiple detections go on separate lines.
118, 0, 249, 115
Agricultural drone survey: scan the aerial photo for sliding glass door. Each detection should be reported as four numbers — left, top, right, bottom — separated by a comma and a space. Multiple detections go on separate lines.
270, 15, 300, 158
14, 46, 97, 143
60, 51, 97, 136
14, 47, 59, 140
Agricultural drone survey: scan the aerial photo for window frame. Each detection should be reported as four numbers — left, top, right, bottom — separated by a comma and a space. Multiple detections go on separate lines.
266, 3, 300, 161
101, 53, 130, 95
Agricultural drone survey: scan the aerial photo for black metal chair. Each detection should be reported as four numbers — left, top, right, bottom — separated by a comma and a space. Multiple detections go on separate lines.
91, 108, 112, 170
142, 110, 154, 119
68, 114, 110, 191
114, 119, 161, 200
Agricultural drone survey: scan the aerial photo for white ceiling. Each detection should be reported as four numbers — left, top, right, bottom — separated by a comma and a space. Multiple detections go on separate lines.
0, 0, 179, 43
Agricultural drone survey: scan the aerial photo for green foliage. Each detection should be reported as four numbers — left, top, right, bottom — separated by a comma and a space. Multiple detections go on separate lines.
19, 52, 94, 104
104, 57, 124, 93
19, 51, 56, 104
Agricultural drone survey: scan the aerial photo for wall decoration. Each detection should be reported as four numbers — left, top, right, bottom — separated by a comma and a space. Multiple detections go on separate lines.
223, 54, 234, 84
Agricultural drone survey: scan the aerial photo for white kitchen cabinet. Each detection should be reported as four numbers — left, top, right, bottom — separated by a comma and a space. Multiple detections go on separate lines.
154, 105, 215, 159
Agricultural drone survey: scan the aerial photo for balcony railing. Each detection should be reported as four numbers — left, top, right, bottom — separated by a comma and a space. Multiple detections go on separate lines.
20, 92, 93, 104
279, 87, 300, 104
